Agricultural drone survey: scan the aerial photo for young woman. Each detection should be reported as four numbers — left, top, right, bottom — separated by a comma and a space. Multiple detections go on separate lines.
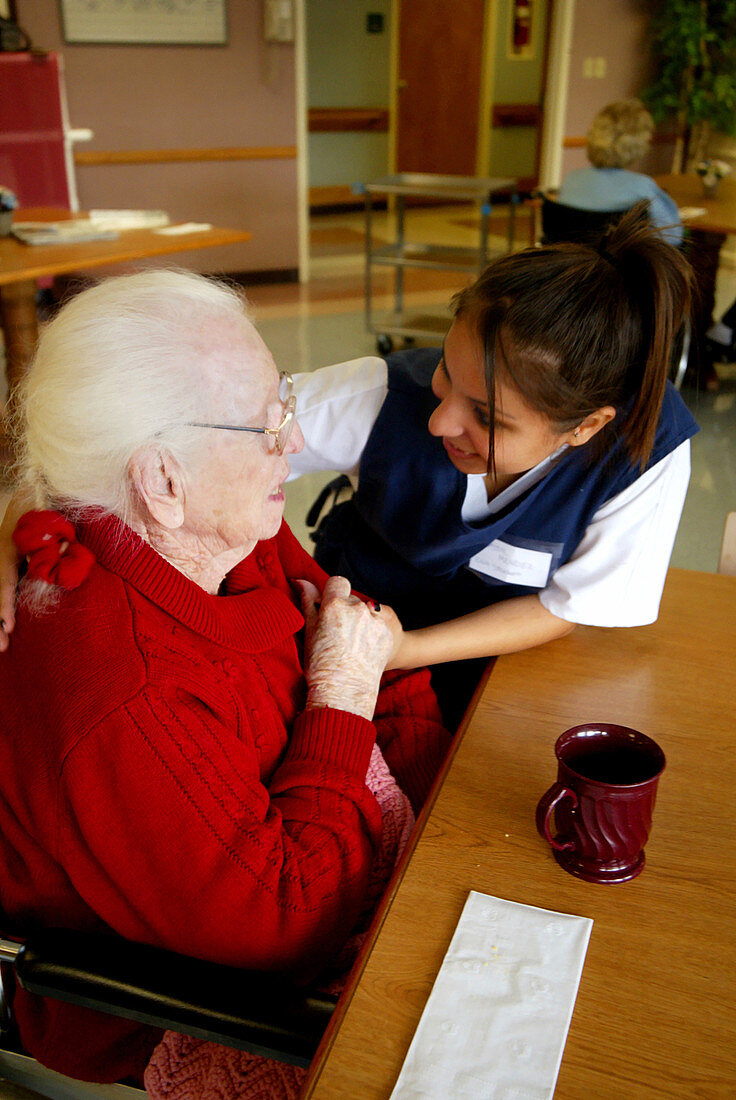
288, 206, 697, 723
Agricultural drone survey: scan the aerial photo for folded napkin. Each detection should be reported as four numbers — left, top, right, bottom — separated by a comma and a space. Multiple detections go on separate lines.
390, 891, 593, 1099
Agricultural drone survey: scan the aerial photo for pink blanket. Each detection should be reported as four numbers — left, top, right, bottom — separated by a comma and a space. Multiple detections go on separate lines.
144, 744, 415, 1100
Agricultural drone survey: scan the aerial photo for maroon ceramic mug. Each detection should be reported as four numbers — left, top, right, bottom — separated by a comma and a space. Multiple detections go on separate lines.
535, 724, 666, 884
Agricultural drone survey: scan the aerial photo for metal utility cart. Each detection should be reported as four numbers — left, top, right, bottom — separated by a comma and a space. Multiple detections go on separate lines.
354, 173, 518, 354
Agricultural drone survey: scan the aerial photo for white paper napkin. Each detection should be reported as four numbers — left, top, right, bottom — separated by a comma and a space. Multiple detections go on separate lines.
390, 890, 593, 1100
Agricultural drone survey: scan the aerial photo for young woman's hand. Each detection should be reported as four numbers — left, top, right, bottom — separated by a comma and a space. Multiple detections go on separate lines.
297, 575, 393, 720
375, 602, 411, 670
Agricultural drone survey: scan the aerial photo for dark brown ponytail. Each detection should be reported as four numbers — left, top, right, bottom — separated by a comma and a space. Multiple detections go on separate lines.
452, 203, 693, 471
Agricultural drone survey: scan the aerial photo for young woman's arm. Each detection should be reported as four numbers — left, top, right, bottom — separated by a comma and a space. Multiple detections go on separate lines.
0, 490, 31, 650
383, 437, 693, 671
387, 594, 574, 670
288, 357, 388, 479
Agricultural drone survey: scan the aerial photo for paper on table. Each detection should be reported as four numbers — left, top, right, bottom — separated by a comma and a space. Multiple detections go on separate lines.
89, 209, 170, 230
390, 891, 593, 1100
154, 222, 213, 236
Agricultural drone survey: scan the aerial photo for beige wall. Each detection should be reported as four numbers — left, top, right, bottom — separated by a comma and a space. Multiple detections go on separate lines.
562, 0, 674, 179
307, 0, 391, 189
15, 0, 299, 275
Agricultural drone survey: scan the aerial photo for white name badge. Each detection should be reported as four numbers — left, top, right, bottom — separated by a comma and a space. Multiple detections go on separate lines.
468, 539, 554, 588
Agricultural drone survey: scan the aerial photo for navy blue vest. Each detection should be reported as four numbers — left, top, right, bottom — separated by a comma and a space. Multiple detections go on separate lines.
313, 348, 699, 629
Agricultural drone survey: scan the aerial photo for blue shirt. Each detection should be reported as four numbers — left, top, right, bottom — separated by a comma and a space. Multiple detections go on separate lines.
557, 167, 683, 246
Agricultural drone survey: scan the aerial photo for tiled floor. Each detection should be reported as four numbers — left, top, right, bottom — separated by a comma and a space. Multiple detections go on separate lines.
2, 203, 735, 576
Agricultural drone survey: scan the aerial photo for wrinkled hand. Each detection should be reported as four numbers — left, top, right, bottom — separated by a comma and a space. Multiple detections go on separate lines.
296, 575, 393, 720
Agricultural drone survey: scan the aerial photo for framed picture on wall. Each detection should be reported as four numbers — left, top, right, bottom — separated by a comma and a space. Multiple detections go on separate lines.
59, 0, 228, 46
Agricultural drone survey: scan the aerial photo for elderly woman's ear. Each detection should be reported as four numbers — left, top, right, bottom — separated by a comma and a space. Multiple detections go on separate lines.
129, 449, 186, 530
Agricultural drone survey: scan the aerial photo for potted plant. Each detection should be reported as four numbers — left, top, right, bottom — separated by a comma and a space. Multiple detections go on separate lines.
640, 0, 736, 173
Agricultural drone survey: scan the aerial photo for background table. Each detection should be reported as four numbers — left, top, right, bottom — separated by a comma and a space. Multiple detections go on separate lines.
0, 211, 251, 398
303, 568, 736, 1099
0, 212, 251, 464
655, 173, 736, 377
655, 173, 736, 237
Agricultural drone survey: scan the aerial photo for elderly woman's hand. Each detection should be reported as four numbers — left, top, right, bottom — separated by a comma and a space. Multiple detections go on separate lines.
297, 576, 394, 720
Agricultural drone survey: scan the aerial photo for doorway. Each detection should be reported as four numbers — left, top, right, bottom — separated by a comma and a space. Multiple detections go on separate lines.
296, 0, 569, 279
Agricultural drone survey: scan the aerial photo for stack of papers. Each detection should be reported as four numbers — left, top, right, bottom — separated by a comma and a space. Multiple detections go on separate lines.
12, 220, 120, 246
12, 210, 171, 246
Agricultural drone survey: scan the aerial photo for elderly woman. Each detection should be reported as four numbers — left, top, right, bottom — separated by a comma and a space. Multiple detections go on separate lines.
558, 98, 683, 246
0, 271, 448, 1091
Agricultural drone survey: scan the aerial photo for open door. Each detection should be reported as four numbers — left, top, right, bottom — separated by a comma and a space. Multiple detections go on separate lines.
488, 0, 551, 191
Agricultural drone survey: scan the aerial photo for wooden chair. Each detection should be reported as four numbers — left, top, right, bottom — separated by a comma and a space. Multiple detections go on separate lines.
718, 511, 736, 575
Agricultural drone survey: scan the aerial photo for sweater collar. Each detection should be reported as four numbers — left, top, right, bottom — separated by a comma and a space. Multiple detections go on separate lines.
77, 512, 304, 653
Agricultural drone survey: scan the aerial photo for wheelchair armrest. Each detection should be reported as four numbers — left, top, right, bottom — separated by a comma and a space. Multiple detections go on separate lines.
1, 929, 336, 1068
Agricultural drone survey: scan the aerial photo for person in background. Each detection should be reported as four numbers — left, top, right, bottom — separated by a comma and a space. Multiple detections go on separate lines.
0, 270, 448, 1095
558, 98, 683, 247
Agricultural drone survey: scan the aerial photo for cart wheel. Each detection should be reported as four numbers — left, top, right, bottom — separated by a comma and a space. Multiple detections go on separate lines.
376, 334, 394, 355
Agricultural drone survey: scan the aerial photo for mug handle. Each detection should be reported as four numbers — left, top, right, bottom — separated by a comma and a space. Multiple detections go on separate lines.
536, 783, 578, 852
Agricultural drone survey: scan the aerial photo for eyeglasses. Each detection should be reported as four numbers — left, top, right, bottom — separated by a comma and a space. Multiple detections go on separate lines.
185, 371, 296, 455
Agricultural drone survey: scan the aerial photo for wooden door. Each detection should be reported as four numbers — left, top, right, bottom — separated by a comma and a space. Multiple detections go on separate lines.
396, 0, 486, 175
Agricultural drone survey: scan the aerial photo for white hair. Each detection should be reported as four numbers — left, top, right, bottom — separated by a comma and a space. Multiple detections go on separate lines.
12, 269, 255, 524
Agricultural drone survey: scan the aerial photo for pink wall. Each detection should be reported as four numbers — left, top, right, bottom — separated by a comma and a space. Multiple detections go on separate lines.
563, 0, 674, 178
15, 0, 299, 275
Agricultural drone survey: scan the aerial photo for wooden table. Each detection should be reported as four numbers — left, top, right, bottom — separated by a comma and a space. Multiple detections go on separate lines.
655, 174, 736, 378
655, 172, 736, 237
0, 211, 251, 400
302, 568, 736, 1099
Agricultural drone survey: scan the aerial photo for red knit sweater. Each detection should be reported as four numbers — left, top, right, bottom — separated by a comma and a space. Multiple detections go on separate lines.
0, 514, 449, 1083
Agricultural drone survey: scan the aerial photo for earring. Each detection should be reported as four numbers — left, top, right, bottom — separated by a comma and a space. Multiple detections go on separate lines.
573, 429, 580, 439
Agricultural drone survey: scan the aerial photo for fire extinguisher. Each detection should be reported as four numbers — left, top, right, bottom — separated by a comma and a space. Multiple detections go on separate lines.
513, 0, 532, 50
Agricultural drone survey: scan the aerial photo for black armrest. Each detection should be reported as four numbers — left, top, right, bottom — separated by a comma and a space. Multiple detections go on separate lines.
3, 929, 336, 1068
